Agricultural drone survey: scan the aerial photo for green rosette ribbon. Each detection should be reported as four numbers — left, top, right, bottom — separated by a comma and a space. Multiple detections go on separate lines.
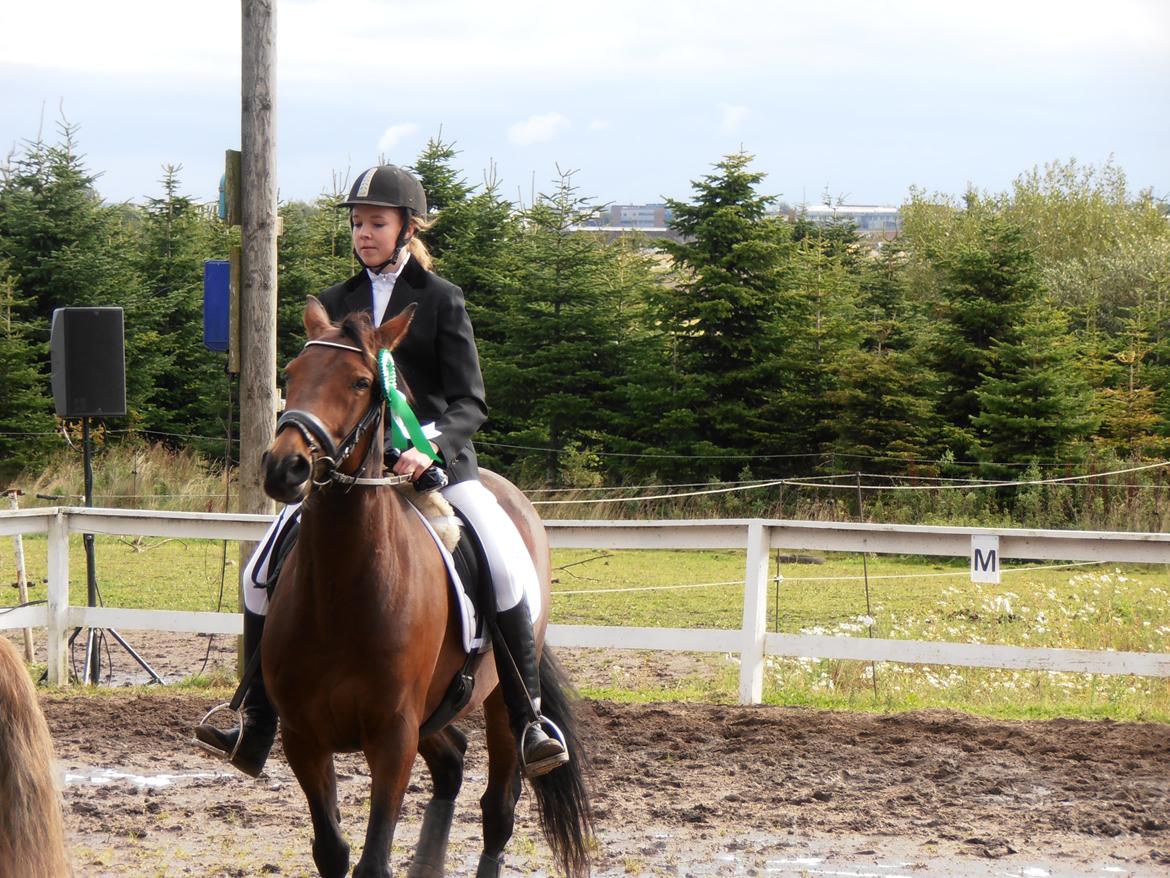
377, 348, 439, 462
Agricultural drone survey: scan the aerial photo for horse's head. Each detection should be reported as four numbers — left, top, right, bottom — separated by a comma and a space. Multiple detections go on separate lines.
262, 296, 415, 504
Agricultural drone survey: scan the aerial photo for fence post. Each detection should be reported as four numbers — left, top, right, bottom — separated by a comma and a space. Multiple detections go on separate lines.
45, 511, 70, 685
7, 490, 34, 661
739, 521, 771, 705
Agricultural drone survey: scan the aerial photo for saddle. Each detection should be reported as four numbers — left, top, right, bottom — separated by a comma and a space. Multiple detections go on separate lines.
259, 488, 493, 739
417, 504, 492, 738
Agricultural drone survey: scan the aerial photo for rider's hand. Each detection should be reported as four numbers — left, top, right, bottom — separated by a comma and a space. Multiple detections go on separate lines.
391, 443, 441, 482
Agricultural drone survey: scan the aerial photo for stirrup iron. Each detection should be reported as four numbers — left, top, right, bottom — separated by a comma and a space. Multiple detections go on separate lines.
521, 715, 569, 775
192, 702, 245, 761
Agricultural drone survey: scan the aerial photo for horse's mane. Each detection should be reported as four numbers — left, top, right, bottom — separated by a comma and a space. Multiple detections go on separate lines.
0, 637, 71, 877
337, 313, 374, 353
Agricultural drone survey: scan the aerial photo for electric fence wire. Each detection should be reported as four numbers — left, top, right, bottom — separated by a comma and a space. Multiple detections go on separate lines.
0, 426, 1150, 471
0, 599, 47, 614
19, 460, 1170, 507
549, 560, 1108, 597
531, 460, 1170, 505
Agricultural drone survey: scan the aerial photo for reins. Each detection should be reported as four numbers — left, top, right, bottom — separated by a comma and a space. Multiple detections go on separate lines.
275, 338, 412, 489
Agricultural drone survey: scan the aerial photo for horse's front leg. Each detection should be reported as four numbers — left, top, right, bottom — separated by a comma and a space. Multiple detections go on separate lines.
408, 725, 469, 878
282, 728, 350, 878
354, 716, 420, 878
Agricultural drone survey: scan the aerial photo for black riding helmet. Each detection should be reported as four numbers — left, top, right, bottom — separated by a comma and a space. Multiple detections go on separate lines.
342, 164, 428, 272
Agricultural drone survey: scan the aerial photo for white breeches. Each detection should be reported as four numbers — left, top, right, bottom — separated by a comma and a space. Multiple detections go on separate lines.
242, 479, 540, 620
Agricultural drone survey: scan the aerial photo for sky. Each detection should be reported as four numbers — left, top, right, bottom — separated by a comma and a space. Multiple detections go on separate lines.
2, 0, 1167, 210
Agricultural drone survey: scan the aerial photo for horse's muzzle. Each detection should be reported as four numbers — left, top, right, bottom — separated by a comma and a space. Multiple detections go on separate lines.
262, 449, 311, 504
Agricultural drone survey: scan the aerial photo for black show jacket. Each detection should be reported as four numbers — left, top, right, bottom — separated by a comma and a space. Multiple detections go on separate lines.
317, 257, 487, 484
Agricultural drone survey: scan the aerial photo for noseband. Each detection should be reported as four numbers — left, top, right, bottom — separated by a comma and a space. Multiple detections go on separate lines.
276, 339, 408, 489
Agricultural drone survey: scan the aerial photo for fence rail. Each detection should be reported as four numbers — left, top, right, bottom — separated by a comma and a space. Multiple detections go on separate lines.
3, 507, 1169, 699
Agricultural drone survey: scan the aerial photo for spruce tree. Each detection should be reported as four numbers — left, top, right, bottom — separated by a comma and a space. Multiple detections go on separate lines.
654, 151, 792, 481
781, 224, 863, 464
825, 243, 938, 473
0, 266, 56, 476
972, 299, 1099, 475
409, 132, 472, 263
929, 209, 1041, 459
278, 182, 354, 365
0, 120, 145, 433
432, 168, 518, 349
133, 165, 228, 449
487, 169, 652, 485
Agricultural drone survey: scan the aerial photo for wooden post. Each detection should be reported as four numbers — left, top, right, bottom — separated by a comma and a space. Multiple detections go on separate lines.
238, 0, 278, 536
6, 491, 34, 661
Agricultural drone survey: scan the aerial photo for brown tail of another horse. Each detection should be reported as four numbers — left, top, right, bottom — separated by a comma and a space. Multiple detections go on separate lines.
528, 648, 593, 878
0, 638, 71, 878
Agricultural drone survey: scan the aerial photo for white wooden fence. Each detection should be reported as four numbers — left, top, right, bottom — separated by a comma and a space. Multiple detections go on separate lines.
2, 507, 1169, 700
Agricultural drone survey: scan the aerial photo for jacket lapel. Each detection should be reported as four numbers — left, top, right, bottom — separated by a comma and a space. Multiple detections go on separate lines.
384, 256, 427, 323
340, 271, 372, 317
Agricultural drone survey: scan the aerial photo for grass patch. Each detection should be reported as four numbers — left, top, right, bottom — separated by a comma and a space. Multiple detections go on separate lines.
547, 548, 1170, 720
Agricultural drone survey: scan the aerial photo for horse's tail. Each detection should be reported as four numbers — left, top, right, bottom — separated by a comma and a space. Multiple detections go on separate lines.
530, 647, 593, 878
0, 638, 72, 878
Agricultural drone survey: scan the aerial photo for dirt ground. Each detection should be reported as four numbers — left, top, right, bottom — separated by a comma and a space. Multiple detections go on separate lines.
21, 631, 1170, 876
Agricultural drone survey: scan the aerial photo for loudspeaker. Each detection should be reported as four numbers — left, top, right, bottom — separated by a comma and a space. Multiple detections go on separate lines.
50, 307, 127, 418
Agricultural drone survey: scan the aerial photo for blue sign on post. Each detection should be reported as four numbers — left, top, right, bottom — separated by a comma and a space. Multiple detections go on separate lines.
203, 260, 231, 352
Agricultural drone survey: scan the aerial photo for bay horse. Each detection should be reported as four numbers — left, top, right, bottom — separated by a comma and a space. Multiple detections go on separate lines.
259, 297, 592, 878
0, 636, 72, 877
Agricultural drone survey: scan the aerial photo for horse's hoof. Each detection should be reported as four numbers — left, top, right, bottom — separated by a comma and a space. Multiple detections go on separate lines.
475, 853, 503, 878
312, 837, 349, 878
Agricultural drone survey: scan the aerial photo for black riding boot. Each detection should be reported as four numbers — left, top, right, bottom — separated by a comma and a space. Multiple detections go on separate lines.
193, 609, 278, 778
493, 598, 569, 778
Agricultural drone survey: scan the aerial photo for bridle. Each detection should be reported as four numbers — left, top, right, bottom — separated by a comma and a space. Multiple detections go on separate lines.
275, 339, 410, 489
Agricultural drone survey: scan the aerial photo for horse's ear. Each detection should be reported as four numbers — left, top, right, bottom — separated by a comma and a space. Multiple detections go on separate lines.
304, 296, 332, 340
375, 302, 417, 351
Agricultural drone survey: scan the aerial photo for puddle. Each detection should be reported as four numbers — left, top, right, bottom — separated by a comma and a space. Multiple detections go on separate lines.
64, 767, 227, 788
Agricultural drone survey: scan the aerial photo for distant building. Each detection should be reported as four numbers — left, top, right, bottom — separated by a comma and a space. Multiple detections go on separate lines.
787, 204, 902, 237
573, 203, 683, 242
571, 201, 903, 245
602, 203, 673, 227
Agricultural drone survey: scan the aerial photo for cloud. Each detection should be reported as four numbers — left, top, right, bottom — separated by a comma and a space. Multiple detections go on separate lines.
719, 104, 749, 136
508, 113, 570, 145
588, 118, 611, 131
377, 123, 420, 154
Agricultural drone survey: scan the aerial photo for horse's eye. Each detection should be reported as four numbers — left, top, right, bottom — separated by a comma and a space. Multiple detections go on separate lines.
354, 377, 372, 392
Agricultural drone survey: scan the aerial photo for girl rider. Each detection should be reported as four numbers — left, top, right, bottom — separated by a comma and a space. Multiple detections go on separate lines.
194, 164, 569, 780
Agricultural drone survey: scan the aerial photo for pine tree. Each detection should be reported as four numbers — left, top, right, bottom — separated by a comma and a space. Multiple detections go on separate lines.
487, 169, 654, 485
428, 164, 518, 349
409, 132, 472, 262
972, 299, 1099, 475
0, 120, 145, 432
134, 165, 228, 450
825, 243, 938, 473
929, 209, 1041, 459
0, 266, 56, 476
653, 151, 793, 481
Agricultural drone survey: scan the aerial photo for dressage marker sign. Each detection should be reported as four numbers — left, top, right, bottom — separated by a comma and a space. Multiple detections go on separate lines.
970, 534, 1000, 583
